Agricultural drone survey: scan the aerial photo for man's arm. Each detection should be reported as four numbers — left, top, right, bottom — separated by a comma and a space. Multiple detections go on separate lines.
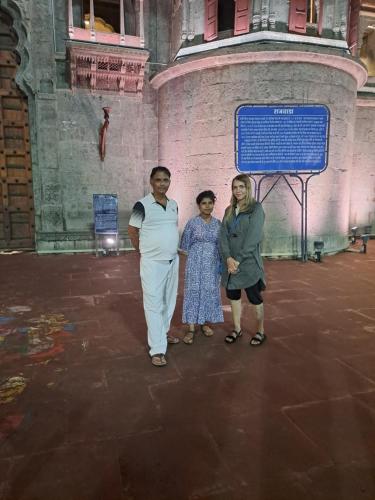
127, 225, 140, 252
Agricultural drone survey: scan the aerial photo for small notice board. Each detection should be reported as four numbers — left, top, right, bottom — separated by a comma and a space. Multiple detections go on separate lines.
93, 194, 118, 234
235, 104, 330, 174
93, 194, 119, 256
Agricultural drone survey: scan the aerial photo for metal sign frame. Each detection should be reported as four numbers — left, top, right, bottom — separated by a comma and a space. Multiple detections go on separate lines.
250, 173, 319, 261
234, 103, 330, 261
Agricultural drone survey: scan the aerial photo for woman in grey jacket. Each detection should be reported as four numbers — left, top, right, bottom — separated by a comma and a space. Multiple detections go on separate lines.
220, 174, 266, 346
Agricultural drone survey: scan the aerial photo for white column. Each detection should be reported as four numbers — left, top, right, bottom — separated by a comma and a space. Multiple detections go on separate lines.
90, 0, 95, 41
333, 0, 342, 38
339, 0, 348, 41
269, 0, 276, 30
139, 0, 145, 47
120, 0, 125, 44
182, 0, 188, 40
187, 0, 195, 40
252, 0, 262, 30
261, 0, 270, 29
68, 0, 74, 37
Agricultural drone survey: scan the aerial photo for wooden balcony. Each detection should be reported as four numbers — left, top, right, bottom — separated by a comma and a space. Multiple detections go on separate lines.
67, 0, 148, 94
67, 41, 149, 94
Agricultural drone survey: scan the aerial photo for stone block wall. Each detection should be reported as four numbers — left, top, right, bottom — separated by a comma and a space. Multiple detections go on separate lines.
4, 0, 373, 256
157, 58, 358, 257
7, 0, 160, 252
34, 82, 158, 253
350, 103, 375, 234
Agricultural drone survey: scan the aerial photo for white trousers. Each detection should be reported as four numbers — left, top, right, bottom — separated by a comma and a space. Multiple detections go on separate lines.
140, 256, 179, 356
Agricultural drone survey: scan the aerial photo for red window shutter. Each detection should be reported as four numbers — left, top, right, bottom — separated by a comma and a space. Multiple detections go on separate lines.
347, 0, 360, 55
288, 0, 307, 34
204, 0, 218, 41
317, 0, 323, 36
234, 0, 251, 36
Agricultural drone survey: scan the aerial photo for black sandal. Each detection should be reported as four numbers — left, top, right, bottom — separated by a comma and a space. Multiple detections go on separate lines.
225, 330, 242, 344
250, 332, 267, 347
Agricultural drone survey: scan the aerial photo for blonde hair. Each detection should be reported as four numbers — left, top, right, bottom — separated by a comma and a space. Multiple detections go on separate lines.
224, 174, 255, 221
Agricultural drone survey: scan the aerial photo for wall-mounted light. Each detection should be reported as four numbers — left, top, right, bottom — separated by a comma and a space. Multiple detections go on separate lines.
99, 234, 119, 256
104, 237, 115, 247
313, 240, 324, 262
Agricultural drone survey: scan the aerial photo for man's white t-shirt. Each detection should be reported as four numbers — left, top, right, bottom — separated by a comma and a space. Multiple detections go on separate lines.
129, 193, 179, 260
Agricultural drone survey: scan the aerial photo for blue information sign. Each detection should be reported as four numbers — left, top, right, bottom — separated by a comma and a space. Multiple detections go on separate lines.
235, 104, 330, 174
93, 194, 118, 234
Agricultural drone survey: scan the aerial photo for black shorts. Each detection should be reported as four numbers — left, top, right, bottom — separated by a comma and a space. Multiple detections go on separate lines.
226, 280, 265, 305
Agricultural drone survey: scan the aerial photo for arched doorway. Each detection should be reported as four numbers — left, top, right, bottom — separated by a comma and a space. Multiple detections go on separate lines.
0, 9, 35, 249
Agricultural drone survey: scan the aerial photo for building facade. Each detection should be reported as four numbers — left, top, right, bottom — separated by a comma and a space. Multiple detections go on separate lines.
0, 0, 374, 256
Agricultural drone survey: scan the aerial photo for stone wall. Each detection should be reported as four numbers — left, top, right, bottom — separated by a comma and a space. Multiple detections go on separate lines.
35, 81, 158, 252
4, 0, 373, 256
5, 0, 160, 252
157, 56, 359, 257
350, 103, 375, 234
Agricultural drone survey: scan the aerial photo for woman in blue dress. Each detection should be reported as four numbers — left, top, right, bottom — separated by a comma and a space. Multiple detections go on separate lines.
180, 190, 224, 344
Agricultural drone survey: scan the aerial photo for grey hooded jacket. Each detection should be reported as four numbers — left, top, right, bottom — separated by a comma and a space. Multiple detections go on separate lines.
220, 201, 266, 290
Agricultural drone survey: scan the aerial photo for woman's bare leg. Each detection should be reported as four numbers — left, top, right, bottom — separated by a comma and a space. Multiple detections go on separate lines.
230, 299, 242, 333
253, 303, 264, 334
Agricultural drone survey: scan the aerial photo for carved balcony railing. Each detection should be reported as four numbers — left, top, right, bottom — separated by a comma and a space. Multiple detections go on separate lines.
67, 42, 149, 94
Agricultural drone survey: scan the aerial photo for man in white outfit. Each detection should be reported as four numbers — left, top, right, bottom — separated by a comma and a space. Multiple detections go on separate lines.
128, 166, 180, 367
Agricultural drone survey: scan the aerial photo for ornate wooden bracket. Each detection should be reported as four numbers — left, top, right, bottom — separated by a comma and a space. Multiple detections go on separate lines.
99, 107, 111, 161
67, 41, 149, 94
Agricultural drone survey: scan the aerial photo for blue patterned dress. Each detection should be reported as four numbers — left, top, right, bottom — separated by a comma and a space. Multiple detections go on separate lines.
180, 216, 224, 325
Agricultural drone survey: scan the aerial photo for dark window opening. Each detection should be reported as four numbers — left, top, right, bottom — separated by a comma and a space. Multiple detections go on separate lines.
82, 0, 120, 33
73, 0, 136, 36
124, 0, 136, 37
307, 0, 318, 24
218, 0, 235, 32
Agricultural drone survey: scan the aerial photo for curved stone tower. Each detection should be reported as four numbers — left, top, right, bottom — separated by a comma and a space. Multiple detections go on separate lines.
152, 0, 368, 257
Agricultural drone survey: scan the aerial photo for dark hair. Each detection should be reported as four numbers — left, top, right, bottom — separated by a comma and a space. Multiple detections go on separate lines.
150, 166, 171, 179
196, 190, 216, 205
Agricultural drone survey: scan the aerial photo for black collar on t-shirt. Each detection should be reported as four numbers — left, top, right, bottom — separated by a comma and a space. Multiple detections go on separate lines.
151, 193, 169, 211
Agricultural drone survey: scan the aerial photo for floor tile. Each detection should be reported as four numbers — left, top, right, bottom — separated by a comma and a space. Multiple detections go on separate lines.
285, 397, 375, 464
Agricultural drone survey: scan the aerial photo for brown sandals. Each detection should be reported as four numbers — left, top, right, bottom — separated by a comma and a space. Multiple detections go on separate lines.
151, 353, 167, 367
183, 325, 214, 344
167, 335, 180, 344
183, 329, 195, 344
201, 325, 214, 337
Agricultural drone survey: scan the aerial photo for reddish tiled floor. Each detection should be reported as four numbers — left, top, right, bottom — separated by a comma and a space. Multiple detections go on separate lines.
0, 244, 375, 499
